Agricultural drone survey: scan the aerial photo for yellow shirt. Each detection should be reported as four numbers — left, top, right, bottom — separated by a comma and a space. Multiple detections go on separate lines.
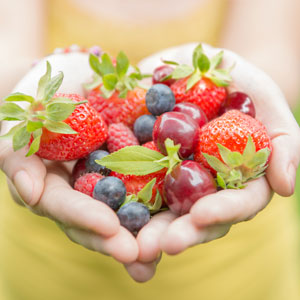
1, 0, 299, 299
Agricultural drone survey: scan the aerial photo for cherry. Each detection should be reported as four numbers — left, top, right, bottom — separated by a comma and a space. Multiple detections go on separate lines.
152, 112, 199, 158
173, 102, 208, 128
164, 160, 217, 215
152, 65, 176, 87
219, 91, 256, 118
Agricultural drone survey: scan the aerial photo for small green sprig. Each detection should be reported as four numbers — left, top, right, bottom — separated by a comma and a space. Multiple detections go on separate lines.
0, 62, 86, 156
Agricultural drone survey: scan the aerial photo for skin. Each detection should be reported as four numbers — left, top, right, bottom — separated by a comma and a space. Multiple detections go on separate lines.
0, 0, 300, 284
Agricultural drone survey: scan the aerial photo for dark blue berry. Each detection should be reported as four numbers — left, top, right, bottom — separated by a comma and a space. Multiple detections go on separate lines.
93, 176, 126, 210
133, 114, 156, 144
117, 202, 150, 236
85, 150, 110, 175
145, 84, 175, 116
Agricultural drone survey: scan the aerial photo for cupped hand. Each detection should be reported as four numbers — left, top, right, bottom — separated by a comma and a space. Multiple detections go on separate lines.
0, 53, 139, 265
126, 43, 300, 282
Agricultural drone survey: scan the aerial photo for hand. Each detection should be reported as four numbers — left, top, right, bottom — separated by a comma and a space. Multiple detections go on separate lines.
125, 43, 300, 282
0, 53, 139, 265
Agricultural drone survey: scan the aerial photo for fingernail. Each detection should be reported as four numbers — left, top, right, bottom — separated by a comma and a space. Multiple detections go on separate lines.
13, 170, 34, 205
288, 163, 296, 195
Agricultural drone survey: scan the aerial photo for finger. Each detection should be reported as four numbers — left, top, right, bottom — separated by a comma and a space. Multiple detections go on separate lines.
190, 177, 272, 227
161, 214, 231, 255
35, 172, 120, 237
136, 210, 176, 263
63, 226, 138, 264
0, 141, 46, 206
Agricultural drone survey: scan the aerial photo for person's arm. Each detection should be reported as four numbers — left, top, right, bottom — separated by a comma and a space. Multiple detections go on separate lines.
0, 0, 45, 98
220, 0, 300, 108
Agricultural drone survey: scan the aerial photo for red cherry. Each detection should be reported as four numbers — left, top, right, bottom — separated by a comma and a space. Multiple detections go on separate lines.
152, 65, 176, 87
164, 160, 217, 215
152, 112, 199, 158
173, 102, 208, 128
219, 91, 256, 117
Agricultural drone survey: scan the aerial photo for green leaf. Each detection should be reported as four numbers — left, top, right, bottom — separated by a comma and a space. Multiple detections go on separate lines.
3, 92, 35, 104
102, 73, 118, 91
96, 146, 165, 175
43, 72, 64, 103
246, 148, 270, 169
118, 88, 128, 99
0, 103, 26, 121
216, 173, 226, 189
89, 54, 103, 76
192, 44, 204, 69
44, 120, 78, 134
46, 102, 76, 121
217, 144, 243, 167
210, 51, 224, 70
121, 194, 139, 207
171, 64, 194, 79
100, 86, 114, 99
197, 53, 210, 73
83, 74, 102, 90
27, 120, 44, 132
148, 191, 163, 213
26, 128, 42, 156
137, 178, 156, 204
0, 121, 26, 139
50, 97, 76, 104
99, 53, 115, 75
186, 71, 201, 91
37, 61, 52, 100
242, 135, 256, 162
207, 69, 232, 87
12, 126, 31, 151
163, 138, 182, 173
202, 153, 230, 174
116, 51, 130, 78
162, 60, 179, 66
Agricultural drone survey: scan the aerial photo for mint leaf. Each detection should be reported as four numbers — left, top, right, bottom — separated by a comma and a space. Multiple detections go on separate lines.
0, 103, 26, 121
116, 51, 129, 78
102, 73, 118, 91
26, 128, 42, 156
37, 61, 52, 100
96, 146, 165, 175
172, 64, 194, 79
43, 72, 64, 103
46, 102, 76, 121
44, 120, 77, 134
3, 92, 35, 104
12, 126, 31, 151
27, 120, 44, 132
137, 178, 156, 204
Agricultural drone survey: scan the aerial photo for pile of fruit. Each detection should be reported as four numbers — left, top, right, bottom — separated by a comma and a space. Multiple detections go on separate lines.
0, 44, 272, 236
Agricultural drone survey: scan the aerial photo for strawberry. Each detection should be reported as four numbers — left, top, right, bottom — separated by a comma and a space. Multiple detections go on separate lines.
74, 173, 104, 197
0, 62, 108, 160
107, 123, 139, 153
194, 110, 272, 189
168, 44, 232, 120
85, 51, 149, 128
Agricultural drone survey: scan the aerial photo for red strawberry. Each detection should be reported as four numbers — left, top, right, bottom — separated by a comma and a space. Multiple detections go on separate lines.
0, 62, 108, 161
74, 173, 104, 197
107, 123, 139, 153
87, 87, 148, 128
167, 44, 232, 120
36, 93, 107, 160
194, 110, 272, 189
85, 51, 149, 128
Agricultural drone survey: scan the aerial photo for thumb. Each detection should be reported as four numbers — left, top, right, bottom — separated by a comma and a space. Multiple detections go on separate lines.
0, 139, 46, 206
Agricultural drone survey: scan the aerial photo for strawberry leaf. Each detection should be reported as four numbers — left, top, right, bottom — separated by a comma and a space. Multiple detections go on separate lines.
83, 74, 102, 91
0, 121, 26, 139
137, 178, 156, 204
102, 73, 118, 91
192, 44, 204, 69
162, 60, 179, 66
46, 102, 76, 122
186, 71, 201, 91
37, 61, 51, 100
209, 51, 224, 70
0, 103, 26, 121
96, 146, 165, 175
12, 126, 31, 151
172, 65, 194, 79
217, 144, 243, 167
26, 128, 42, 156
202, 153, 230, 174
3, 92, 35, 104
197, 53, 210, 73
26, 120, 44, 132
89, 54, 103, 76
43, 72, 64, 103
44, 120, 78, 134
99, 53, 115, 75
116, 51, 129, 79
148, 190, 163, 213
118, 88, 128, 99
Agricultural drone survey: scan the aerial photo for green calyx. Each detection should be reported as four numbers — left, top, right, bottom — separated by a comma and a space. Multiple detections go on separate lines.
86, 51, 151, 99
202, 136, 271, 189
164, 43, 233, 90
121, 178, 164, 214
96, 138, 182, 176
0, 61, 86, 156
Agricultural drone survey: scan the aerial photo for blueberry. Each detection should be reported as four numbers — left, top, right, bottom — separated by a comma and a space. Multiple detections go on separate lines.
145, 84, 175, 116
85, 150, 110, 175
117, 202, 150, 236
133, 114, 156, 143
93, 176, 126, 210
